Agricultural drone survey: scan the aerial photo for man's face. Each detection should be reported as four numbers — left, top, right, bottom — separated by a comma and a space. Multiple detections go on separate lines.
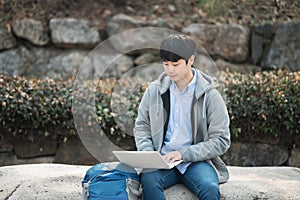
163, 57, 193, 83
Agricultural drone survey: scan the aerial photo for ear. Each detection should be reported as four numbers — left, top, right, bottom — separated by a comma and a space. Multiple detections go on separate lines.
188, 55, 195, 66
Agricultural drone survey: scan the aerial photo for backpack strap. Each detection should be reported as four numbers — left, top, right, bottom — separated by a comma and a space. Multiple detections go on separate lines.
89, 169, 116, 183
126, 178, 142, 198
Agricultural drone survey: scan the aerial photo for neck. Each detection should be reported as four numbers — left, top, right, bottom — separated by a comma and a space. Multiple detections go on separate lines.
175, 71, 194, 91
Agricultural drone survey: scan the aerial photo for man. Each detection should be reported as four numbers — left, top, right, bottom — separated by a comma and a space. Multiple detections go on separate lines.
134, 34, 230, 200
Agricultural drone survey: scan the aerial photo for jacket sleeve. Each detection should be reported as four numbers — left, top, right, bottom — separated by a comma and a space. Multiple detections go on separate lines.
179, 89, 231, 162
134, 87, 155, 151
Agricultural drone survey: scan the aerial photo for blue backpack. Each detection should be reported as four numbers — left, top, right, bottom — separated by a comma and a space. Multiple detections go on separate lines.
82, 162, 141, 200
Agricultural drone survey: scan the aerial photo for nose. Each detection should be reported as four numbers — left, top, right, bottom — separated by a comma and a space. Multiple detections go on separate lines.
164, 62, 175, 73
166, 66, 175, 73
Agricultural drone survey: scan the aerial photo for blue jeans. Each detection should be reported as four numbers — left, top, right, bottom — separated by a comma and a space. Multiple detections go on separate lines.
141, 161, 220, 200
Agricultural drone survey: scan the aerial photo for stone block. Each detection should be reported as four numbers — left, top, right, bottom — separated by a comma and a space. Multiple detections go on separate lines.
106, 13, 146, 37
183, 23, 250, 62
54, 136, 98, 165
222, 142, 289, 166
251, 33, 264, 64
254, 23, 276, 38
288, 147, 300, 167
12, 18, 49, 46
134, 53, 158, 66
0, 26, 17, 50
0, 46, 32, 76
0, 130, 13, 153
263, 21, 300, 71
14, 132, 57, 159
50, 18, 101, 48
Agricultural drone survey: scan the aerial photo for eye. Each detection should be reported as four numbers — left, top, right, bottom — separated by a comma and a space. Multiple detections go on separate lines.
163, 61, 178, 67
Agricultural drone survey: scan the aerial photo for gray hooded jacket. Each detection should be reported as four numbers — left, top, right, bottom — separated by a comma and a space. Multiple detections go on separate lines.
134, 69, 231, 183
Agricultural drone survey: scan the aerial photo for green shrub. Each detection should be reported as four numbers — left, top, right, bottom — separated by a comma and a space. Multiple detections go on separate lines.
1, 70, 299, 147
0, 75, 113, 138
0, 75, 74, 134
223, 70, 300, 139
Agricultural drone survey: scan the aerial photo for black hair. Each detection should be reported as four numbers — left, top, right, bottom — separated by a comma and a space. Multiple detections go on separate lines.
160, 34, 196, 63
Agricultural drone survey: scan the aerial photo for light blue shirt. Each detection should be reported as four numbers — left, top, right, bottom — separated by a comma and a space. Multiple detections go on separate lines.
161, 69, 197, 174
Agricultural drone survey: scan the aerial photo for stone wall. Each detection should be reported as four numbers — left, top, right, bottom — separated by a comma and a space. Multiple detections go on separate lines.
1, 15, 300, 168
0, 128, 299, 168
0, 15, 300, 80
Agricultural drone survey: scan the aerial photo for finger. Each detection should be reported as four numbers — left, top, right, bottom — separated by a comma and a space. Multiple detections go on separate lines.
167, 155, 176, 163
167, 156, 174, 162
163, 155, 171, 162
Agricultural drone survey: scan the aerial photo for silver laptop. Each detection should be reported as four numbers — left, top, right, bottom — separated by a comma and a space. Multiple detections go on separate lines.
112, 151, 183, 169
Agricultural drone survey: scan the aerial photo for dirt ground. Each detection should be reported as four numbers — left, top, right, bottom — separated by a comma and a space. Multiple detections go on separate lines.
1, 0, 300, 30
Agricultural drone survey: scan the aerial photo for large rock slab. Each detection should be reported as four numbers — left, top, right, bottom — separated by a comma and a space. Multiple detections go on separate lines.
183, 23, 250, 62
165, 166, 300, 200
0, 164, 86, 200
263, 21, 300, 71
0, 164, 299, 200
